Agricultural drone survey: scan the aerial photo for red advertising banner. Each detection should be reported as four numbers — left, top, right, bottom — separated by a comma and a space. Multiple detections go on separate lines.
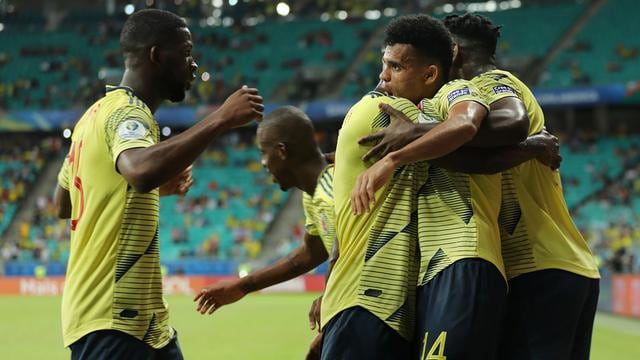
0, 275, 327, 296
612, 274, 640, 319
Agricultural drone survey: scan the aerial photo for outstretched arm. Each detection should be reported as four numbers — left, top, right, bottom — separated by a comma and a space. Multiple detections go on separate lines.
194, 232, 329, 315
118, 87, 263, 193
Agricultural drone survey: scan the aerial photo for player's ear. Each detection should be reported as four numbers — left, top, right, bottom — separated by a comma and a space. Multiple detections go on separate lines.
423, 65, 439, 86
149, 45, 161, 65
276, 142, 287, 160
452, 43, 459, 63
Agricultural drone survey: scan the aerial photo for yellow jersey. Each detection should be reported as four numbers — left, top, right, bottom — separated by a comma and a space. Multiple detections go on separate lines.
57, 86, 173, 348
302, 164, 336, 253
472, 69, 599, 279
322, 92, 429, 340
417, 80, 505, 285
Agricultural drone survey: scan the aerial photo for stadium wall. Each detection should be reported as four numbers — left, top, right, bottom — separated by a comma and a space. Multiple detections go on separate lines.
1, 274, 638, 319
3, 82, 640, 131
0, 275, 326, 296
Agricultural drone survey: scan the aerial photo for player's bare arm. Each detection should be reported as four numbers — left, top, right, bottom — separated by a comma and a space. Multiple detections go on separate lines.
358, 103, 438, 162
194, 232, 328, 314
55, 185, 71, 219
466, 96, 529, 147
351, 100, 487, 215
358, 96, 528, 161
118, 87, 263, 193
159, 165, 194, 196
431, 129, 561, 174
308, 237, 339, 330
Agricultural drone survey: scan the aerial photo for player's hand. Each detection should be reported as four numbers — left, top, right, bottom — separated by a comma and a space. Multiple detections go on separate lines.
308, 296, 323, 330
217, 85, 264, 129
351, 155, 396, 215
159, 165, 193, 196
305, 332, 323, 360
193, 280, 247, 315
358, 103, 419, 162
528, 129, 562, 170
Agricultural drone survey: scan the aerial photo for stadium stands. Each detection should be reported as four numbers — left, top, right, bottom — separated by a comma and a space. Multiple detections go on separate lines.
542, 0, 640, 88
2, 1, 640, 278
1, 133, 285, 276
0, 13, 383, 110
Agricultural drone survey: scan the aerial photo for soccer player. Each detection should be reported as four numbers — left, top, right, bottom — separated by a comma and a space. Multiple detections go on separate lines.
322, 14, 482, 359
443, 14, 600, 360
54, 9, 263, 359
321, 90, 428, 359
349, 15, 558, 359
193, 106, 337, 359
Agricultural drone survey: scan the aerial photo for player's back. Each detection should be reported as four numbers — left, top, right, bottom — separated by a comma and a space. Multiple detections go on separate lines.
60, 86, 172, 349
472, 70, 598, 279
322, 91, 428, 339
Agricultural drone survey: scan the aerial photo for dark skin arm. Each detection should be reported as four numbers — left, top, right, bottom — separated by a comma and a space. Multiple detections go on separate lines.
431, 129, 561, 174
306, 239, 339, 360
359, 97, 529, 162
118, 87, 263, 193
194, 232, 328, 314
308, 237, 339, 330
352, 100, 487, 214
466, 97, 529, 147
55, 185, 71, 219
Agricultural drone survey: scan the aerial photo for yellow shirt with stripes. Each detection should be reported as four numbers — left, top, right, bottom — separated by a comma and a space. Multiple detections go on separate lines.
57, 85, 173, 348
472, 70, 599, 279
302, 165, 336, 253
321, 92, 429, 340
417, 80, 505, 285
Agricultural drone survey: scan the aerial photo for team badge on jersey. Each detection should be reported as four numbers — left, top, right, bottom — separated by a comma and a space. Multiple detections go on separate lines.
493, 85, 515, 94
117, 119, 148, 140
447, 87, 471, 103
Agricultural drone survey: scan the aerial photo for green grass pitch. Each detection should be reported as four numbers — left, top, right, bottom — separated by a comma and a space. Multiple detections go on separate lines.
0, 293, 638, 359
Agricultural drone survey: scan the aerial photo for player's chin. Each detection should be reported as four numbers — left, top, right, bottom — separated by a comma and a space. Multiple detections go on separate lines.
168, 90, 187, 103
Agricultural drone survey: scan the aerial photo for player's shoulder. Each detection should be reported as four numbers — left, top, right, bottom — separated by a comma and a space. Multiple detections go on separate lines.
435, 79, 483, 105
103, 86, 153, 120
475, 69, 515, 81
437, 79, 476, 97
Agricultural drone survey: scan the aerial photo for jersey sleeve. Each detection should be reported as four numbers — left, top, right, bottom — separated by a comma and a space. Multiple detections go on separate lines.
302, 193, 320, 236
105, 107, 157, 164
473, 73, 521, 105
436, 80, 489, 119
57, 153, 71, 190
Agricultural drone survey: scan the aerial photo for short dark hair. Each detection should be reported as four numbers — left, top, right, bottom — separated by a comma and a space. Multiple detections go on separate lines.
120, 9, 187, 55
443, 13, 501, 56
384, 14, 454, 81
258, 106, 318, 161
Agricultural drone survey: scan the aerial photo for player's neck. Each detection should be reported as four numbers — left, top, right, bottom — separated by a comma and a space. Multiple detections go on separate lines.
297, 153, 328, 196
120, 69, 162, 113
461, 59, 496, 79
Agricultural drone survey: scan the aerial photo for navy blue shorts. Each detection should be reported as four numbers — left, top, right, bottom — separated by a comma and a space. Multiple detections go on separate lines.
321, 306, 412, 360
415, 258, 508, 360
498, 269, 599, 360
70, 329, 183, 360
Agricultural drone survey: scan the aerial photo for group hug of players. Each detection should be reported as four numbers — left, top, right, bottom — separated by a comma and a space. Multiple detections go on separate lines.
56, 8, 599, 360
196, 13, 600, 360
